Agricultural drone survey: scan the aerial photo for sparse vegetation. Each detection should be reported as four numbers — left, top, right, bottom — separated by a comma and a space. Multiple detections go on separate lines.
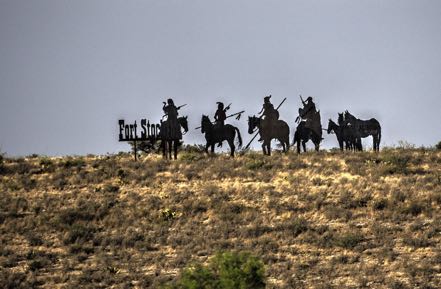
0, 149, 440, 288
163, 251, 266, 289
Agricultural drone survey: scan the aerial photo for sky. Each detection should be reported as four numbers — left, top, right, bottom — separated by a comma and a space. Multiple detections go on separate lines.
1, 0, 440, 156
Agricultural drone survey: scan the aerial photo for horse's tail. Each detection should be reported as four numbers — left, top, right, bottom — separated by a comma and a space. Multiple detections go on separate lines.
235, 127, 243, 148
378, 125, 382, 150
292, 129, 298, 147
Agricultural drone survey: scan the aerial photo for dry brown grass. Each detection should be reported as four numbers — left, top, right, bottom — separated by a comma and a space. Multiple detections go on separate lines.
1, 149, 441, 288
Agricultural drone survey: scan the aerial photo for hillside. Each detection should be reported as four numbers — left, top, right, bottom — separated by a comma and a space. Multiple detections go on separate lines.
1, 149, 440, 288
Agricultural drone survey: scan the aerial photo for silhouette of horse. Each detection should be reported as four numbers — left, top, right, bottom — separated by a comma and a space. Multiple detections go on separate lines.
248, 116, 290, 155
292, 121, 322, 153
327, 119, 360, 151
160, 116, 188, 159
337, 113, 362, 151
344, 111, 381, 152
201, 115, 242, 157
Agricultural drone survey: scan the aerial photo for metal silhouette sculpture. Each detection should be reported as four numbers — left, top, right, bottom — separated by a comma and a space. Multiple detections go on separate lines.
293, 96, 322, 153
248, 115, 290, 155
327, 118, 360, 151
160, 99, 188, 159
338, 113, 362, 151
244, 96, 287, 151
200, 115, 242, 157
344, 110, 381, 152
160, 116, 188, 159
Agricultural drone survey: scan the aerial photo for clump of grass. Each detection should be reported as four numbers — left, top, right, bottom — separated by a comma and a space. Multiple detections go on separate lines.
281, 217, 309, 237
334, 231, 364, 249
380, 152, 411, 175
63, 223, 97, 245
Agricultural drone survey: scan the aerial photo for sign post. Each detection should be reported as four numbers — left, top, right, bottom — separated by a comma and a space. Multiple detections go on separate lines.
118, 119, 161, 160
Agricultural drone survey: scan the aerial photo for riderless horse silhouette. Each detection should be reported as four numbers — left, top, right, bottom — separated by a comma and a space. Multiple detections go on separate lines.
344, 111, 381, 152
160, 116, 188, 159
248, 116, 290, 155
327, 118, 360, 151
337, 113, 362, 151
201, 115, 242, 157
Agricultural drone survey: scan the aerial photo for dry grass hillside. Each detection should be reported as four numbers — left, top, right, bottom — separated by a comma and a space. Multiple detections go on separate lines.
1, 148, 441, 288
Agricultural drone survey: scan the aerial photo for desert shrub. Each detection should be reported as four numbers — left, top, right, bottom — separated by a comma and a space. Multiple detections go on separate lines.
402, 235, 431, 248
180, 151, 205, 162
182, 144, 206, 153
25, 233, 44, 246
380, 152, 411, 175
280, 217, 309, 237
334, 231, 364, 249
435, 141, 441, 150
400, 200, 425, 216
103, 184, 120, 193
56, 202, 107, 227
0, 270, 42, 289
245, 158, 274, 171
161, 208, 178, 221
372, 198, 388, 210
63, 223, 96, 245
164, 251, 266, 289
39, 158, 55, 173
61, 157, 86, 169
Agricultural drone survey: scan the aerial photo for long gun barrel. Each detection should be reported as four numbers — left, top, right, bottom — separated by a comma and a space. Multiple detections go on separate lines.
195, 110, 245, 130
226, 110, 245, 119
245, 97, 287, 149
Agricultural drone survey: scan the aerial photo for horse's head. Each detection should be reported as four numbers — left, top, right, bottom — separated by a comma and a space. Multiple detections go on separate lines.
248, 115, 258, 134
201, 115, 211, 134
327, 119, 334, 134
338, 113, 345, 125
344, 110, 356, 122
178, 116, 188, 134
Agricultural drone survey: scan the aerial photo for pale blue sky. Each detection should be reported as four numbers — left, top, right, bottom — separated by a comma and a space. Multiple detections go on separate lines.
1, 0, 440, 156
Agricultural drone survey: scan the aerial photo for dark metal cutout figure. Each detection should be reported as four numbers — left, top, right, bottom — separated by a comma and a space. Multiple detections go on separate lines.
293, 96, 323, 153
343, 110, 381, 152
200, 114, 242, 157
160, 98, 188, 159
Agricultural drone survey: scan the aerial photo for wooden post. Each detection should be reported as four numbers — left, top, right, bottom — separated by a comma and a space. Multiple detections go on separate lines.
134, 140, 138, 161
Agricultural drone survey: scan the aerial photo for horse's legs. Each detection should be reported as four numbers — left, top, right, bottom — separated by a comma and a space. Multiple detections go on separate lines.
174, 141, 178, 160
296, 141, 301, 154
358, 139, 363, 151
262, 143, 267, 155
373, 136, 379, 152
162, 141, 167, 159
302, 141, 307, 153
267, 143, 271, 156
228, 139, 235, 157
211, 144, 215, 154
168, 141, 172, 159
205, 142, 210, 154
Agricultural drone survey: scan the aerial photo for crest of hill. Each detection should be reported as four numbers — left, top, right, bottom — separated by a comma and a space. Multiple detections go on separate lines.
0, 148, 441, 288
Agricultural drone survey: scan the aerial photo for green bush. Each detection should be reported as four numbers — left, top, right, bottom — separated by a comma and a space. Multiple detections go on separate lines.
164, 251, 266, 289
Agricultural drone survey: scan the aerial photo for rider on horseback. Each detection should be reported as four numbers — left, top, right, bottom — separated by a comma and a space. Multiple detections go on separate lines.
258, 95, 279, 141
214, 102, 229, 128
162, 98, 182, 140
298, 96, 321, 138
214, 102, 230, 147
